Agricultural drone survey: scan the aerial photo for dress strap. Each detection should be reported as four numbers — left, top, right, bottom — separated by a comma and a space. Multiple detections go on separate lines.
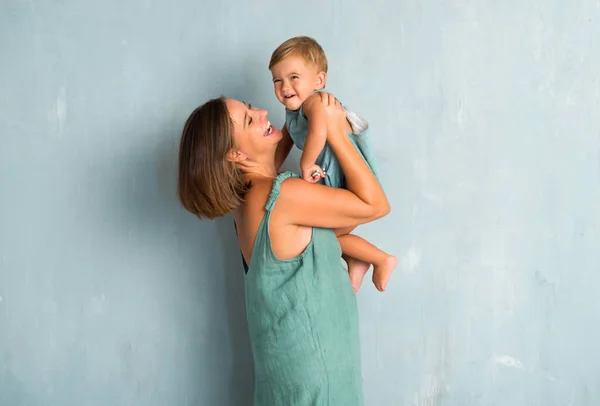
265, 171, 298, 212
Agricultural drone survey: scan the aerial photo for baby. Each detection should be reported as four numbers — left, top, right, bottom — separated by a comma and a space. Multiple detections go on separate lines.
269, 36, 397, 292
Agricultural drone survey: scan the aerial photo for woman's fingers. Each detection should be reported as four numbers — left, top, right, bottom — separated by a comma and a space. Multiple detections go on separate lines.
319, 91, 337, 106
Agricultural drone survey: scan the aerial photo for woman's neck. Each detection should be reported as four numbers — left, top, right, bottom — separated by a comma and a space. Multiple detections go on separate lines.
240, 163, 278, 183
237, 149, 279, 183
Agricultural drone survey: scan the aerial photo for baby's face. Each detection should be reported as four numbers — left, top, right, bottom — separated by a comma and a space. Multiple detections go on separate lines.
270, 55, 325, 111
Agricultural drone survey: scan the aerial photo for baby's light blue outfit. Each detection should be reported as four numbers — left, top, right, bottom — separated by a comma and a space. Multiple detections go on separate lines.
285, 91, 380, 188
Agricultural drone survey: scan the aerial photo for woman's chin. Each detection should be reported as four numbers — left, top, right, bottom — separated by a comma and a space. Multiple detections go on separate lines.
268, 127, 284, 142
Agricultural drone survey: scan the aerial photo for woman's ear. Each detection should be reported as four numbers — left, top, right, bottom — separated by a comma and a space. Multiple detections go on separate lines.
227, 149, 247, 163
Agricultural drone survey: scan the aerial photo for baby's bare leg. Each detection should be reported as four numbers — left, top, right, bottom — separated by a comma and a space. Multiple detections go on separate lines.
336, 228, 397, 292
336, 227, 368, 292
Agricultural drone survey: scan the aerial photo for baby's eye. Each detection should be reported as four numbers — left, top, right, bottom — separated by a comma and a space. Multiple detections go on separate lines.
273, 79, 281, 83
291, 75, 299, 80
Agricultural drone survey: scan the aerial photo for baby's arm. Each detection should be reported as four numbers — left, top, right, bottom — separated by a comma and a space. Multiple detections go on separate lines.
275, 124, 294, 170
300, 94, 329, 182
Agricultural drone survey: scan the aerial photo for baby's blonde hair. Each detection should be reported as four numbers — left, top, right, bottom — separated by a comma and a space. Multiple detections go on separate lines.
269, 36, 328, 73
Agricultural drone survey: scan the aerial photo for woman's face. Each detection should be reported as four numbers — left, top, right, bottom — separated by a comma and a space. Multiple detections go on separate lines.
226, 99, 282, 159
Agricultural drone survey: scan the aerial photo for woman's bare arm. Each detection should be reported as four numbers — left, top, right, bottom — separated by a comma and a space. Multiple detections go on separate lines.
276, 92, 389, 229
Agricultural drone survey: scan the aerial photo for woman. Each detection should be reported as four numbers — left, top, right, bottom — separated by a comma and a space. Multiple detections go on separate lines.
178, 92, 389, 405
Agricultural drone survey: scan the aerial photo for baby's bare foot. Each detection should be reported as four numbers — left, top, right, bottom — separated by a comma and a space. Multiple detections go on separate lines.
372, 255, 398, 291
346, 257, 370, 293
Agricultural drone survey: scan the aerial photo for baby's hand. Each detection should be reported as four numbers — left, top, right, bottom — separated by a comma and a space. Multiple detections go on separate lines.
302, 164, 326, 183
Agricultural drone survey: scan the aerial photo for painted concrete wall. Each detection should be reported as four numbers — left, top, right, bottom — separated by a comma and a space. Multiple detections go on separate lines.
1, 1, 599, 405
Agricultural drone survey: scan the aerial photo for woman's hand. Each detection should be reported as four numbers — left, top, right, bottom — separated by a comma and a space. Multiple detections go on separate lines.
317, 92, 347, 139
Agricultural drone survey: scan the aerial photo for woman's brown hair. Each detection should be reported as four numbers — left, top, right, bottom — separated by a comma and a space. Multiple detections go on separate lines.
177, 97, 249, 219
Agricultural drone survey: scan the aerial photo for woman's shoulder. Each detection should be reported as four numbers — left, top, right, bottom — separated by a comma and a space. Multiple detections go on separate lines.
251, 172, 299, 192
275, 171, 300, 182
266, 172, 301, 209
243, 172, 300, 211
